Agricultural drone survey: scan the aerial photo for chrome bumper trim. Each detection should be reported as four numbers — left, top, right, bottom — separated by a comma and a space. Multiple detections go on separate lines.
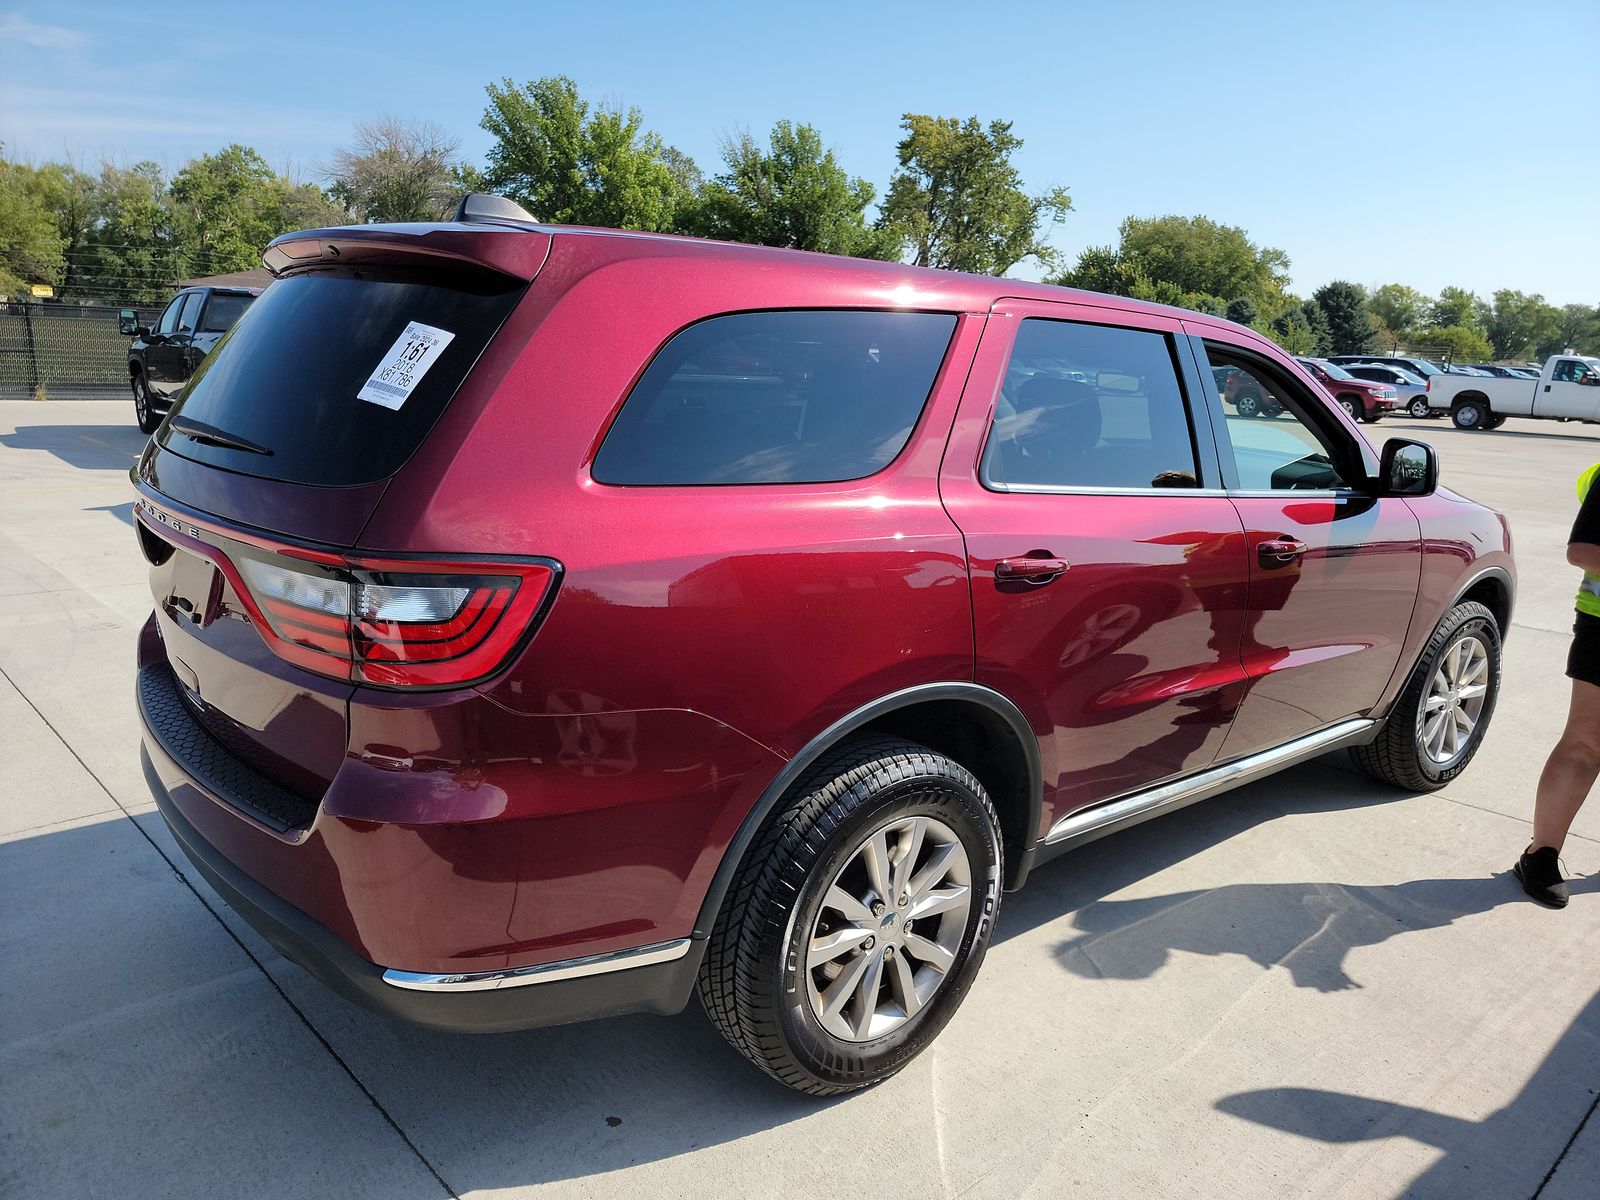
382, 937, 693, 993
1044, 718, 1377, 846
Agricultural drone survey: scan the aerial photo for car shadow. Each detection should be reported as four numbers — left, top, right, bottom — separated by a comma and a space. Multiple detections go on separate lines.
1216, 982, 1600, 1197
0, 422, 148, 472
85, 501, 135, 527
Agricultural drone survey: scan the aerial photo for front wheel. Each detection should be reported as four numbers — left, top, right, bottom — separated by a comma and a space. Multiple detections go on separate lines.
1408, 397, 1433, 419
699, 737, 1002, 1095
132, 373, 160, 434
1485, 413, 1508, 429
1452, 399, 1489, 430
1350, 601, 1501, 791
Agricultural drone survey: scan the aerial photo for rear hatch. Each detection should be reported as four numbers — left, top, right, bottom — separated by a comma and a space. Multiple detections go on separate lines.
136, 224, 549, 808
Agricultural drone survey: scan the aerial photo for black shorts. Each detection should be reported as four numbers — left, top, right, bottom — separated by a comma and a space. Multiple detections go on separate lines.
1567, 612, 1600, 688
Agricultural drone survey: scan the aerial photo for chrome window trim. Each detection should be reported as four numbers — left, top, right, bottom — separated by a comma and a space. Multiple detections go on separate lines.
382, 937, 692, 993
983, 483, 1231, 498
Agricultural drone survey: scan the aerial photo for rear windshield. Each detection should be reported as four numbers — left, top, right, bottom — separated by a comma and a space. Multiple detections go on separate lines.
592, 309, 957, 486
160, 268, 524, 486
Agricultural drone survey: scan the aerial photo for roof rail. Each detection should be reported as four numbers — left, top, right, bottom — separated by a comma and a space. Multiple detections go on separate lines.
453, 193, 540, 228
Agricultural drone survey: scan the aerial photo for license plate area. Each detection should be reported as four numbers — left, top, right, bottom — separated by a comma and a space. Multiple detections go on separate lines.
165, 548, 222, 628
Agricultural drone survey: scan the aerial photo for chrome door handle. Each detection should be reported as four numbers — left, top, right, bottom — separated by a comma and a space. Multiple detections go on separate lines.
995, 556, 1070, 584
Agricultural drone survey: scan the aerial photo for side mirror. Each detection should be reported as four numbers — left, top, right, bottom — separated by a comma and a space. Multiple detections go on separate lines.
117, 310, 143, 336
1377, 437, 1437, 497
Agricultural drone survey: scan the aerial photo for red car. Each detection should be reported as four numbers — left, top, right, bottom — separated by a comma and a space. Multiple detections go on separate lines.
1296, 357, 1400, 423
136, 197, 1514, 1095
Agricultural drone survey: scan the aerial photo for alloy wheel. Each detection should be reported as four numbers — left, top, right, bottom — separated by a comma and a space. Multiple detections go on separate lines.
1418, 635, 1490, 764
804, 814, 972, 1042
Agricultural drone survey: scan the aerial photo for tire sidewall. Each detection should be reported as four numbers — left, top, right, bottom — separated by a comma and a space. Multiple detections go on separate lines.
1453, 401, 1485, 430
774, 775, 1001, 1090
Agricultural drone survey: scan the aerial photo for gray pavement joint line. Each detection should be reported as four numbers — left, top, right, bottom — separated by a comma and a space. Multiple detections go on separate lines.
0, 662, 459, 1200
1533, 1087, 1600, 1199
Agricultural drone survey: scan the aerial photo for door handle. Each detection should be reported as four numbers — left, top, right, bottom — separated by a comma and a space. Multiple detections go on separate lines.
995, 556, 1070, 584
1257, 538, 1308, 566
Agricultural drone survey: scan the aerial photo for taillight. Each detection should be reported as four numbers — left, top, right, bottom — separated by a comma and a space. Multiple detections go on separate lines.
230, 549, 557, 689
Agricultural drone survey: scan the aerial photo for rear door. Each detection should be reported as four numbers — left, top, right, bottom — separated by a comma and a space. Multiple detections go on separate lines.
191, 290, 252, 368
144, 293, 193, 400
1190, 330, 1421, 757
940, 300, 1252, 832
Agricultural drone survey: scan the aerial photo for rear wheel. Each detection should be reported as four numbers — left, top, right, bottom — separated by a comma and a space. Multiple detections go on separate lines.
132, 373, 159, 434
1350, 601, 1501, 791
1484, 413, 1508, 429
1235, 392, 1262, 418
1337, 395, 1361, 420
699, 737, 1002, 1095
1452, 399, 1489, 430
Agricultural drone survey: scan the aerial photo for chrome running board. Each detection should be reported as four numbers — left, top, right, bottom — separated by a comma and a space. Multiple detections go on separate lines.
1043, 718, 1377, 848
383, 937, 692, 993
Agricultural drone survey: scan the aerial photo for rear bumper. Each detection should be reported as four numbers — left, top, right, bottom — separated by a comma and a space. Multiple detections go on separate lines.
144, 745, 704, 1032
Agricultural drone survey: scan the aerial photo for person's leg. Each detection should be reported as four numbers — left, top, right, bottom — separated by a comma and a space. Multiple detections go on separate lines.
1531, 678, 1600, 852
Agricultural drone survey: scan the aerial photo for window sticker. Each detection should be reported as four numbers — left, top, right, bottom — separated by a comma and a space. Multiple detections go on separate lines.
357, 321, 456, 410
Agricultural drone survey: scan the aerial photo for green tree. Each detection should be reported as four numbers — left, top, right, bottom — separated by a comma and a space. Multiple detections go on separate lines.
1541, 305, 1600, 358
1368, 283, 1428, 340
1269, 304, 1320, 355
1485, 289, 1561, 360
479, 75, 694, 231
0, 152, 65, 293
1225, 297, 1258, 327
1312, 281, 1373, 355
877, 114, 1071, 275
73, 162, 187, 302
1428, 285, 1488, 331
170, 144, 335, 274
1410, 324, 1493, 362
1300, 299, 1333, 354
685, 121, 897, 259
328, 117, 460, 223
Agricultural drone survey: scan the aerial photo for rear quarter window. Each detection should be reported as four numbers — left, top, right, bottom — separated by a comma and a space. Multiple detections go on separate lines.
592, 310, 958, 486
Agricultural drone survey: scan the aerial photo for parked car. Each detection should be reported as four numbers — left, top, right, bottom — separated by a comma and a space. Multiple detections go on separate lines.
1329, 354, 1448, 387
134, 197, 1515, 1096
1341, 363, 1434, 417
1464, 364, 1541, 380
1427, 353, 1600, 429
1294, 357, 1399, 423
120, 286, 258, 433
1217, 363, 1282, 417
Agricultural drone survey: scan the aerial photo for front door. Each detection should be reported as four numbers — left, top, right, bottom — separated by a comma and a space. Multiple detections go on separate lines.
940, 301, 1252, 835
1191, 332, 1422, 758
1539, 359, 1600, 420
146, 292, 202, 400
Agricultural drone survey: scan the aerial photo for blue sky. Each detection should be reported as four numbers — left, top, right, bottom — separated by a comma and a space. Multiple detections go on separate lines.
5, 1, 1597, 304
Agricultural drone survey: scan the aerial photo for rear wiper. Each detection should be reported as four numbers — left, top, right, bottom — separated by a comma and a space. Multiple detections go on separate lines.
168, 414, 274, 457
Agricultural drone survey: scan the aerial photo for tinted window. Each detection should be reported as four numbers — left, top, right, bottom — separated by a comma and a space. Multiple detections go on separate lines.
155, 296, 183, 335
160, 268, 523, 486
200, 293, 251, 333
593, 310, 956, 486
983, 319, 1199, 490
176, 292, 203, 333
1206, 344, 1350, 491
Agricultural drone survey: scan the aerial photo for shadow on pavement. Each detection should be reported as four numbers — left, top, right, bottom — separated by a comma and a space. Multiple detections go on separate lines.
0, 423, 148, 472
1217, 984, 1600, 1198
84, 501, 134, 527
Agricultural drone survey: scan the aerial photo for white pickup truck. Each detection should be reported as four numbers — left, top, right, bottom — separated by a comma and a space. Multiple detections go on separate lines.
1428, 354, 1600, 430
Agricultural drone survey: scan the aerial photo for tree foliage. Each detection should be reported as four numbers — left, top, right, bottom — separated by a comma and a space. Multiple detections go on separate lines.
876, 115, 1070, 275
170, 145, 342, 274
0, 153, 64, 292
328, 117, 460, 223
1311, 281, 1373, 355
1427, 285, 1489, 332
684, 121, 897, 259
1367, 283, 1428, 340
1485, 289, 1561, 361
480, 75, 693, 232
1410, 323, 1494, 362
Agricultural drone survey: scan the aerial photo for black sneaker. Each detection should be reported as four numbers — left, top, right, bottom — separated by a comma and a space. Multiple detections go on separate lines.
1514, 846, 1570, 909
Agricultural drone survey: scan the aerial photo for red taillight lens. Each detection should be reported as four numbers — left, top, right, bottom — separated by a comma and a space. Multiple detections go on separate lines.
234, 551, 557, 689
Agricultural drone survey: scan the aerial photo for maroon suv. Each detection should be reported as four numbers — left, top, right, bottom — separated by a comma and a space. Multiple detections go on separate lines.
136, 197, 1514, 1095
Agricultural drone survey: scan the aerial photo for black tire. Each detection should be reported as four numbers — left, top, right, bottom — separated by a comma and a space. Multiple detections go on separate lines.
1451, 399, 1489, 430
1235, 392, 1262, 418
1350, 601, 1501, 792
1360, 414, 1382, 424
1484, 413, 1508, 429
1408, 397, 1433, 419
132, 373, 160, 434
698, 737, 1002, 1095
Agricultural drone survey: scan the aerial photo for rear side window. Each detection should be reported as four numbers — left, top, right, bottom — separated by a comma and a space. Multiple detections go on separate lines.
592, 310, 957, 486
984, 318, 1200, 490
161, 268, 523, 486
199, 293, 251, 333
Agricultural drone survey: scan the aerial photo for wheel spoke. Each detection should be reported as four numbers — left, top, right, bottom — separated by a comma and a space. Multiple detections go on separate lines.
823, 884, 873, 926
891, 817, 926, 902
1425, 712, 1449, 759
809, 926, 872, 969
818, 950, 872, 1020
909, 840, 959, 900
1424, 692, 1450, 712
909, 883, 970, 921
862, 830, 893, 904
889, 952, 922, 1019
850, 953, 885, 1039
1458, 682, 1488, 701
904, 932, 955, 973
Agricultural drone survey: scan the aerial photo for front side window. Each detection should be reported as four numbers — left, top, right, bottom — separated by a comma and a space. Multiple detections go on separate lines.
593, 310, 957, 486
155, 295, 184, 335
983, 318, 1199, 490
1206, 344, 1350, 491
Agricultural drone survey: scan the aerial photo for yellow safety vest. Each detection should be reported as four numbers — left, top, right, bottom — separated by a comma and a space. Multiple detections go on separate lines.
1578, 464, 1600, 617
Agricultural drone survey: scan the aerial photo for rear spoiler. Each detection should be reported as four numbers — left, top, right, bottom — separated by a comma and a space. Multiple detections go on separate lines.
263, 220, 552, 283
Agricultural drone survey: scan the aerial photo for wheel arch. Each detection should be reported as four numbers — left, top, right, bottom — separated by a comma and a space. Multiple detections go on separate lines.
1452, 390, 1492, 410
692, 683, 1043, 940
1454, 566, 1514, 636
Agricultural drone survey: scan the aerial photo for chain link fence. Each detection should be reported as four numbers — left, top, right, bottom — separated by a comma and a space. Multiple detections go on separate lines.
0, 301, 163, 398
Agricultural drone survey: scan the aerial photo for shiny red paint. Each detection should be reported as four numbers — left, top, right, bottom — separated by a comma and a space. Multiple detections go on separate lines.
136, 222, 1515, 992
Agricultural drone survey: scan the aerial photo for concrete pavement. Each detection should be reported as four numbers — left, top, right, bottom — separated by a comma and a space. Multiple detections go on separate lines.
2, 399, 1597, 1199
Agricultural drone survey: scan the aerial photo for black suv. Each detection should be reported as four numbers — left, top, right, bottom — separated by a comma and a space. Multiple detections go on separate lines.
120, 286, 257, 432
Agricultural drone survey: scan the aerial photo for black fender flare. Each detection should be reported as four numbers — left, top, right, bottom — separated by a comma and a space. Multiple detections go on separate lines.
691, 681, 1043, 940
